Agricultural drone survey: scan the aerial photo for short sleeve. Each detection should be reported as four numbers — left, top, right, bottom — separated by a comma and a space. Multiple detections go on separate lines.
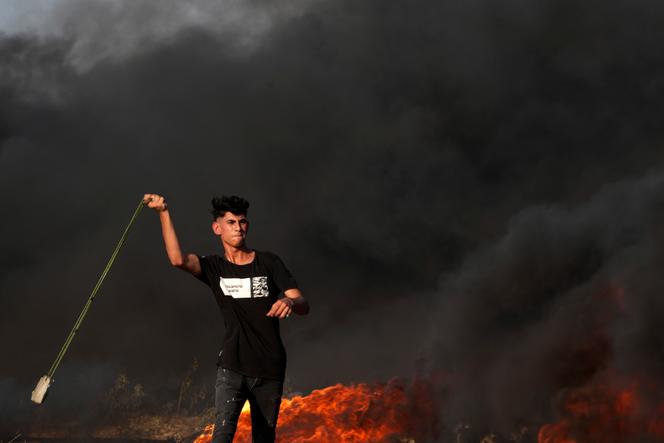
267, 253, 298, 292
195, 255, 213, 286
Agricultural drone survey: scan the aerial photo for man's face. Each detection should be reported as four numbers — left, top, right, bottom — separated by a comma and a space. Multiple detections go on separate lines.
212, 212, 249, 248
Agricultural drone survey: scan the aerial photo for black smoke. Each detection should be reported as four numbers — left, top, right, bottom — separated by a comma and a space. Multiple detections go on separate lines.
433, 175, 664, 435
2, 0, 664, 439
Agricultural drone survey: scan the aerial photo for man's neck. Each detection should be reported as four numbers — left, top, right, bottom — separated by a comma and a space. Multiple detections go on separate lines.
223, 245, 255, 265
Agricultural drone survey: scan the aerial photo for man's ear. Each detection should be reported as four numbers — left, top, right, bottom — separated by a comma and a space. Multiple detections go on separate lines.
212, 220, 222, 235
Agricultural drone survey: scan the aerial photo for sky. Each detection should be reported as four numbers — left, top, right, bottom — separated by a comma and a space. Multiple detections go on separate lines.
2, 0, 664, 439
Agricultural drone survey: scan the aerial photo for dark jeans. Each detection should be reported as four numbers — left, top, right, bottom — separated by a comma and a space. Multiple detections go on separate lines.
212, 367, 284, 443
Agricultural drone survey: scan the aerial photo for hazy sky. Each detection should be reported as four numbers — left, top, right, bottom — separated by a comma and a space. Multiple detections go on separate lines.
2, 0, 664, 439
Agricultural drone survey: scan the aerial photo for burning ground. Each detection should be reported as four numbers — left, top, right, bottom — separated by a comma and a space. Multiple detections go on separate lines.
3, 0, 664, 441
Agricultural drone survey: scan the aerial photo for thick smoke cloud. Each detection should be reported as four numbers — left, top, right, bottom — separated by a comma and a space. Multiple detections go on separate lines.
1, 0, 664, 438
0, 0, 317, 68
433, 174, 664, 434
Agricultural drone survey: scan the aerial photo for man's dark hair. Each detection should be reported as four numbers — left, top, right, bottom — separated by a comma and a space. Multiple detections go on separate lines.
210, 195, 250, 219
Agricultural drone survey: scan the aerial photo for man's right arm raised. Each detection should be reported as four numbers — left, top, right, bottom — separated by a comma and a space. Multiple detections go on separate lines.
143, 193, 201, 276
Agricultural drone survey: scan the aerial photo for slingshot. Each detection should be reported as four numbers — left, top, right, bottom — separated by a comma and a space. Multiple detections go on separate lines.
31, 199, 146, 404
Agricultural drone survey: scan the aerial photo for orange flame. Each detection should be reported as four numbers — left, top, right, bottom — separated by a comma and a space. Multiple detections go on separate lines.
194, 379, 437, 443
538, 381, 664, 443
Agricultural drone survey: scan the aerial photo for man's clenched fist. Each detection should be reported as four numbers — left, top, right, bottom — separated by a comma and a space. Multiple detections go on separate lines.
143, 194, 168, 212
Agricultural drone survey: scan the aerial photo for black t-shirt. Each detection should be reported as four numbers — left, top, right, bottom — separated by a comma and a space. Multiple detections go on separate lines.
196, 250, 298, 379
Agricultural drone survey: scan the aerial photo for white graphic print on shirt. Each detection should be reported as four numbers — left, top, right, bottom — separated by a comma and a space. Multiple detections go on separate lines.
252, 276, 269, 297
218, 277, 270, 298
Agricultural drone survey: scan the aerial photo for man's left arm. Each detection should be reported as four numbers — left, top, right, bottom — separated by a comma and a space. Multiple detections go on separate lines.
266, 289, 309, 318
285, 288, 309, 315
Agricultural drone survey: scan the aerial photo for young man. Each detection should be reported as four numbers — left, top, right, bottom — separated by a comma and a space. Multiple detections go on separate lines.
144, 193, 309, 443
